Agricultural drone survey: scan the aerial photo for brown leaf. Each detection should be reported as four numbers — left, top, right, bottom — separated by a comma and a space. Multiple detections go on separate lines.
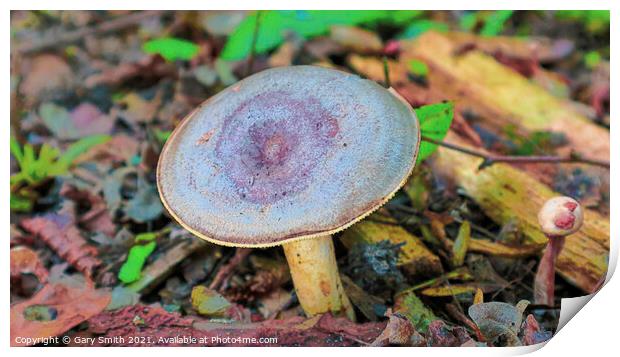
60, 184, 116, 237
330, 26, 383, 53
10, 246, 49, 284
19, 54, 74, 105
304, 37, 345, 60
521, 314, 551, 345
347, 55, 408, 85
73, 134, 140, 166
10, 278, 110, 346
268, 41, 300, 68
371, 311, 419, 346
117, 90, 162, 125
20, 214, 102, 278
427, 320, 475, 347
68, 102, 115, 138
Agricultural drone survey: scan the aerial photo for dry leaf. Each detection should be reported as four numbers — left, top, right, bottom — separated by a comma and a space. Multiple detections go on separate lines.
19, 54, 74, 105
10, 246, 49, 284
330, 26, 383, 53
20, 214, 102, 278
10, 278, 110, 346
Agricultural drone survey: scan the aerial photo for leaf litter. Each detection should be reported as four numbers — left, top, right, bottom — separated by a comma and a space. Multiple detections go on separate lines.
9, 10, 608, 346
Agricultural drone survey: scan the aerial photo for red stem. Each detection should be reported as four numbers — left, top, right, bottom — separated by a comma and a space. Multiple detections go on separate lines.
534, 236, 565, 306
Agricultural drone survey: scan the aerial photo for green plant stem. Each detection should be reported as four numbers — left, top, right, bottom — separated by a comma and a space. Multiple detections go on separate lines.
245, 10, 262, 77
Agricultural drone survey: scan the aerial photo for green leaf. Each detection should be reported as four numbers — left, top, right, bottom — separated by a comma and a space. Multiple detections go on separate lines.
399, 20, 448, 39
408, 59, 429, 77
584, 50, 602, 69
143, 37, 200, 62
452, 221, 471, 267
118, 241, 157, 284
135, 232, 158, 243
10, 193, 33, 212
556, 10, 609, 33
153, 129, 172, 144
415, 102, 454, 164
221, 10, 420, 61
56, 134, 111, 172
10, 137, 24, 166
459, 12, 478, 31
480, 10, 513, 37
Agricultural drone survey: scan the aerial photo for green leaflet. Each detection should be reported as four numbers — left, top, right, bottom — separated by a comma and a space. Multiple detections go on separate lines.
118, 240, 157, 284
220, 10, 422, 61
143, 37, 200, 62
408, 59, 429, 77
480, 10, 514, 37
10, 135, 110, 188
415, 102, 454, 164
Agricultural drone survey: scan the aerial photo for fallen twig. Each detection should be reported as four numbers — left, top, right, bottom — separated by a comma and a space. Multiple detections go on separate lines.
209, 248, 252, 292
421, 136, 610, 169
15, 10, 168, 54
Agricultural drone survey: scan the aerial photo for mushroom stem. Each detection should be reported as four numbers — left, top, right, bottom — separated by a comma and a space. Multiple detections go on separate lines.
534, 235, 565, 306
283, 235, 356, 321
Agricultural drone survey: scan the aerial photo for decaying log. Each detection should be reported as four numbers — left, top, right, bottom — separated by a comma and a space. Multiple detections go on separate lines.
401, 31, 609, 161
340, 209, 442, 277
431, 132, 609, 293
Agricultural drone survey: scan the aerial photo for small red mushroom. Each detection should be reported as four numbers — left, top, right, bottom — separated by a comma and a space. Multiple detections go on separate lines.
534, 196, 584, 306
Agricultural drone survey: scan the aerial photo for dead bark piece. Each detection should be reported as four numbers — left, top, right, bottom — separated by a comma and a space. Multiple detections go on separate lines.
83, 305, 385, 346
340, 209, 442, 277
402, 31, 609, 161
20, 215, 102, 279
431, 132, 609, 293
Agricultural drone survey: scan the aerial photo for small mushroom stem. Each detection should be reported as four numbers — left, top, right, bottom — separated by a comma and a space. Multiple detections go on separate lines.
534, 235, 566, 306
283, 235, 356, 321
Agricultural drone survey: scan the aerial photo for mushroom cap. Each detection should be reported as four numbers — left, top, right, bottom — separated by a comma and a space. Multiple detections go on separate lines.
157, 65, 420, 247
537, 196, 584, 237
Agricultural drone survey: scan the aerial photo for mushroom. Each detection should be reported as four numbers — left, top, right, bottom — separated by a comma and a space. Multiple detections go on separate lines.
157, 66, 420, 320
534, 196, 584, 306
